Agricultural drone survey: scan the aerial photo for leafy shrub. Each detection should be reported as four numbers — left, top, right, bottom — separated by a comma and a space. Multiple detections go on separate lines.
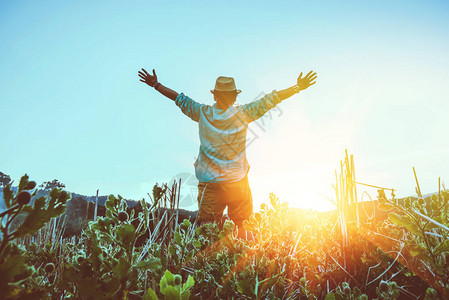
378, 189, 449, 297
0, 174, 68, 299
60, 194, 161, 299
3, 172, 447, 299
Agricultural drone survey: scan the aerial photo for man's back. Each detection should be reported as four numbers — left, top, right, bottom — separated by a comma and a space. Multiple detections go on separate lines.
174, 91, 283, 183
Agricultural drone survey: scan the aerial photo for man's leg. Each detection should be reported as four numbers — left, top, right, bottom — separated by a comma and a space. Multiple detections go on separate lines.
225, 176, 254, 239
196, 181, 226, 225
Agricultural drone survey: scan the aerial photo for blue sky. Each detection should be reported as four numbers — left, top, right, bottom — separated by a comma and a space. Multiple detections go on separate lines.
1, 0, 449, 211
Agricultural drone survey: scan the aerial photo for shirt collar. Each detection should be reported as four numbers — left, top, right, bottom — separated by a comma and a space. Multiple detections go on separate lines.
213, 103, 238, 109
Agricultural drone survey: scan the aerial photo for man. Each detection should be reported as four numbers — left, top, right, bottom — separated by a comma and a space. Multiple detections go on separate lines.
138, 69, 317, 238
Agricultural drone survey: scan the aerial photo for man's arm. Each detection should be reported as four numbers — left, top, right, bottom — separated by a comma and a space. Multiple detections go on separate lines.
277, 85, 298, 100
241, 70, 317, 122
138, 68, 204, 122
277, 70, 317, 100
138, 68, 178, 100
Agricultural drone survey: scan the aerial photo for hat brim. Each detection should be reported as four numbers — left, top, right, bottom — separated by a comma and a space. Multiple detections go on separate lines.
211, 89, 242, 94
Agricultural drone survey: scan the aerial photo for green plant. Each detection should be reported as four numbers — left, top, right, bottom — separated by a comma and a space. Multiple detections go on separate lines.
0, 174, 68, 299
375, 280, 400, 300
4, 162, 444, 299
378, 183, 449, 297
154, 270, 194, 300
61, 194, 160, 299
325, 281, 368, 300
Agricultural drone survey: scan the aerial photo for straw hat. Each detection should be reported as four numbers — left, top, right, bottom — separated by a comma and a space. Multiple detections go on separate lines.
210, 76, 242, 94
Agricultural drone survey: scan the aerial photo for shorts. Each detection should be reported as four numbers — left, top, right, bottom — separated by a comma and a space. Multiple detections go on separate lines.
197, 175, 253, 228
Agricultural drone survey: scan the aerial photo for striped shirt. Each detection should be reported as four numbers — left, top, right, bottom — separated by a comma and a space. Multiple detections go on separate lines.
175, 90, 282, 183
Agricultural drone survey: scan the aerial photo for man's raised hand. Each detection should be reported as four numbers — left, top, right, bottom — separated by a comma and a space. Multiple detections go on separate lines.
297, 71, 317, 91
138, 68, 158, 87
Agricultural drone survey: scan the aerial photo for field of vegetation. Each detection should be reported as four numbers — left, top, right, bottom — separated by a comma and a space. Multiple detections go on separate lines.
1, 153, 448, 299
